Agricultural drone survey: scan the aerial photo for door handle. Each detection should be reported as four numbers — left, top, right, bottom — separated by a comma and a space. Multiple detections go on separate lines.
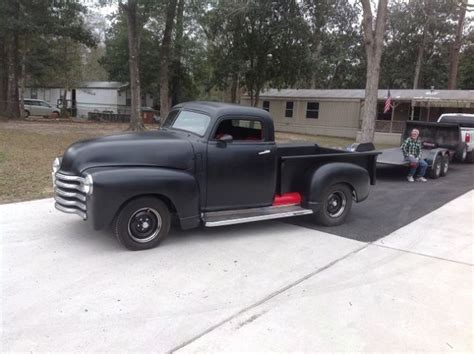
258, 149, 271, 155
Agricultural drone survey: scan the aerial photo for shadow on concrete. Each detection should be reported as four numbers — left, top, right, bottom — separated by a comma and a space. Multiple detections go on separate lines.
286, 163, 474, 242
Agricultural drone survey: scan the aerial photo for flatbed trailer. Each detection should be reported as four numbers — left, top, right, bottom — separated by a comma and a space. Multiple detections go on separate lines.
377, 121, 464, 179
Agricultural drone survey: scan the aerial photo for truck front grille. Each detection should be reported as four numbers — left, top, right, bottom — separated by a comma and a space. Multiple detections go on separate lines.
53, 172, 87, 219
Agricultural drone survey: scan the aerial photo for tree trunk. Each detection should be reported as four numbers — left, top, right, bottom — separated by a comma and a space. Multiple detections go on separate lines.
230, 73, 238, 103
0, 37, 8, 117
19, 44, 26, 119
159, 0, 178, 121
447, 0, 467, 90
5, 36, 20, 120
171, 0, 184, 106
413, 1, 432, 89
123, 0, 144, 131
357, 0, 388, 143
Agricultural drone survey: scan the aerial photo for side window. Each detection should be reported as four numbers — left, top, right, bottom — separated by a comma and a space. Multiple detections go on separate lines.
214, 119, 263, 141
262, 101, 270, 112
285, 101, 294, 118
306, 102, 319, 119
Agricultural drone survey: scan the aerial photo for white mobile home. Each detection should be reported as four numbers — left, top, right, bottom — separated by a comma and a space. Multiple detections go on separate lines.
24, 81, 153, 118
241, 89, 474, 144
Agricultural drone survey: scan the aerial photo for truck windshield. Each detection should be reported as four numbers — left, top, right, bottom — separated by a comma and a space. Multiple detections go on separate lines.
163, 110, 210, 136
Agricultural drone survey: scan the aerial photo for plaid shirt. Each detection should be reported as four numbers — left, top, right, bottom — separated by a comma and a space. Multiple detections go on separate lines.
401, 137, 422, 158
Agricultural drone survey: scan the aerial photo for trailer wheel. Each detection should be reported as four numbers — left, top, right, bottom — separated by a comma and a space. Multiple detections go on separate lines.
428, 156, 442, 179
114, 197, 171, 251
314, 183, 352, 227
440, 155, 449, 177
455, 144, 467, 162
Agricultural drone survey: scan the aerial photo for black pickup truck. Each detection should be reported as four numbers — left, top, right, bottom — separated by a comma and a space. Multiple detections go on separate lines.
52, 102, 379, 250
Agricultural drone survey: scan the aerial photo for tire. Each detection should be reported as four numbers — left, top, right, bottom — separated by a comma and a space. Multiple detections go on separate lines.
314, 183, 353, 227
455, 144, 467, 162
114, 197, 171, 251
465, 151, 474, 164
428, 156, 442, 179
24, 110, 29, 118
440, 155, 449, 177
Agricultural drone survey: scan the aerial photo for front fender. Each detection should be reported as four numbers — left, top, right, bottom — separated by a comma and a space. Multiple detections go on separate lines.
305, 162, 370, 210
84, 167, 200, 230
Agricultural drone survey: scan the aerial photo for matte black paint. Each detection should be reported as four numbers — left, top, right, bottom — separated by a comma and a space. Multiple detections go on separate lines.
55, 101, 379, 231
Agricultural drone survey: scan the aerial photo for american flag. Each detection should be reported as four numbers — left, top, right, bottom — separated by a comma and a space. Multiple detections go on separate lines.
383, 89, 392, 114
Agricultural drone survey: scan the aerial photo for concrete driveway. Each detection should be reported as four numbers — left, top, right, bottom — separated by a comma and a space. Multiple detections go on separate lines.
1, 191, 473, 352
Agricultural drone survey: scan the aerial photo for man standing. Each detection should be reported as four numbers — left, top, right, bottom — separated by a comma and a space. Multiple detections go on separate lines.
401, 128, 428, 182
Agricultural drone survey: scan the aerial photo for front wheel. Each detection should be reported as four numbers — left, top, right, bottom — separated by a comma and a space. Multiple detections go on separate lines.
114, 197, 171, 251
314, 183, 353, 227
440, 155, 449, 177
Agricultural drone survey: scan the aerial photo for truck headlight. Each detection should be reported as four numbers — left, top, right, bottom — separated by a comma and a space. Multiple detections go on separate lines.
82, 174, 93, 196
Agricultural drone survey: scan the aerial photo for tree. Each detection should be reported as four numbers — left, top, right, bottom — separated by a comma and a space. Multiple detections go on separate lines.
159, 0, 178, 121
119, 0, 145, 131
447, 0, 467, 89
358, 0, 388, 143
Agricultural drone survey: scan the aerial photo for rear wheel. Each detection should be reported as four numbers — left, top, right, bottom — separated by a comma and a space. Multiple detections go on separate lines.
440, 155, 449, 177
24, 110, 29, 118
114, 197, 171, 251
314, 183, 353, 227
428, 156, 442, 179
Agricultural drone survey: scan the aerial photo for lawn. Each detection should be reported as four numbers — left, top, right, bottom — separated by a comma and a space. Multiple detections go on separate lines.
0, 119, 395, 204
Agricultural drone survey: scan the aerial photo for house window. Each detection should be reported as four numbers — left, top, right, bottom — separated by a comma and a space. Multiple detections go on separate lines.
411, 106, 421, 121
306, 102, 319, 119
285, 102, 294, 118
125, 90, 131, 106
30, 88, 38, 99
262, 100, 270, 112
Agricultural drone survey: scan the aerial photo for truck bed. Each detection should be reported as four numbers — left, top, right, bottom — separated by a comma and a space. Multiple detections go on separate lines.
276, 142, 379, 194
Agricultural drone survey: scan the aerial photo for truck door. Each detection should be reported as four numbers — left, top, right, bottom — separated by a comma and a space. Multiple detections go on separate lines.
206, 117, 277, 211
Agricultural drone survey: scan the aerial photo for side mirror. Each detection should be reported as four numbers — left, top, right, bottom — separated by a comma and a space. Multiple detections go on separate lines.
217, 134, 233, 147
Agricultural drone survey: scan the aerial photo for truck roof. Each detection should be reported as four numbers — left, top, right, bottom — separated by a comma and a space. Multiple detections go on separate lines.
173, 101, 272, 120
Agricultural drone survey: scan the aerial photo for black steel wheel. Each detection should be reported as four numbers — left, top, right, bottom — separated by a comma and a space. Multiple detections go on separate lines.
24, 110, 29, 118
114, 197, 170, 250
314, 183, 353, 227
428, 156, 442, 179
440, 155, 449, 177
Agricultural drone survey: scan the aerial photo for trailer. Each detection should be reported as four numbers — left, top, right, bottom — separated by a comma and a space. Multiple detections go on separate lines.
377, 121, 464, 179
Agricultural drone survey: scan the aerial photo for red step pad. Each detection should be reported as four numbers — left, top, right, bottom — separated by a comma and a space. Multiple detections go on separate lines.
272, 192, 302, 206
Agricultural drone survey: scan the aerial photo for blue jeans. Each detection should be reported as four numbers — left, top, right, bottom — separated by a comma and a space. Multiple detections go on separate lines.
406, 156, 428, 177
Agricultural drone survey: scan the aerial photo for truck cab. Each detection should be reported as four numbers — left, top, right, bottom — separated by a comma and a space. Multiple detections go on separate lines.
53, 102, 379, 250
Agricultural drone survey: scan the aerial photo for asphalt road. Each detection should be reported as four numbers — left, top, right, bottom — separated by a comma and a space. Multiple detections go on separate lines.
287, 162, 474, 242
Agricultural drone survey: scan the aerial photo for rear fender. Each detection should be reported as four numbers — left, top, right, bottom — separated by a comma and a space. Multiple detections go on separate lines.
84, 167, 200, 230
305, 163, 370, 211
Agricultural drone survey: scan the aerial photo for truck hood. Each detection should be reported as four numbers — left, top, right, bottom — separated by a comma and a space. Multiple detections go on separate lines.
59, 130, 195, 174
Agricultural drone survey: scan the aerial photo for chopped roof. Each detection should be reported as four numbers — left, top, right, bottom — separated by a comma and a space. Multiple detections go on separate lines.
250, 89, 474, 101
173, 101, 272, 118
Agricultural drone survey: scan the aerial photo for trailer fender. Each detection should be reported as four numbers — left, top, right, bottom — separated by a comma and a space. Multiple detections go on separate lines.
305, 162, 370, 212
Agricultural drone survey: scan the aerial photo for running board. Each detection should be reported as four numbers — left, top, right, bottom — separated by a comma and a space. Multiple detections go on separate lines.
203, 204, 313, 227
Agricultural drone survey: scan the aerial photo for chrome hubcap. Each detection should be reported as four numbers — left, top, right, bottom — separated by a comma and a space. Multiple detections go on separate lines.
128, 208, 162, 243
327, 191, 347, 218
